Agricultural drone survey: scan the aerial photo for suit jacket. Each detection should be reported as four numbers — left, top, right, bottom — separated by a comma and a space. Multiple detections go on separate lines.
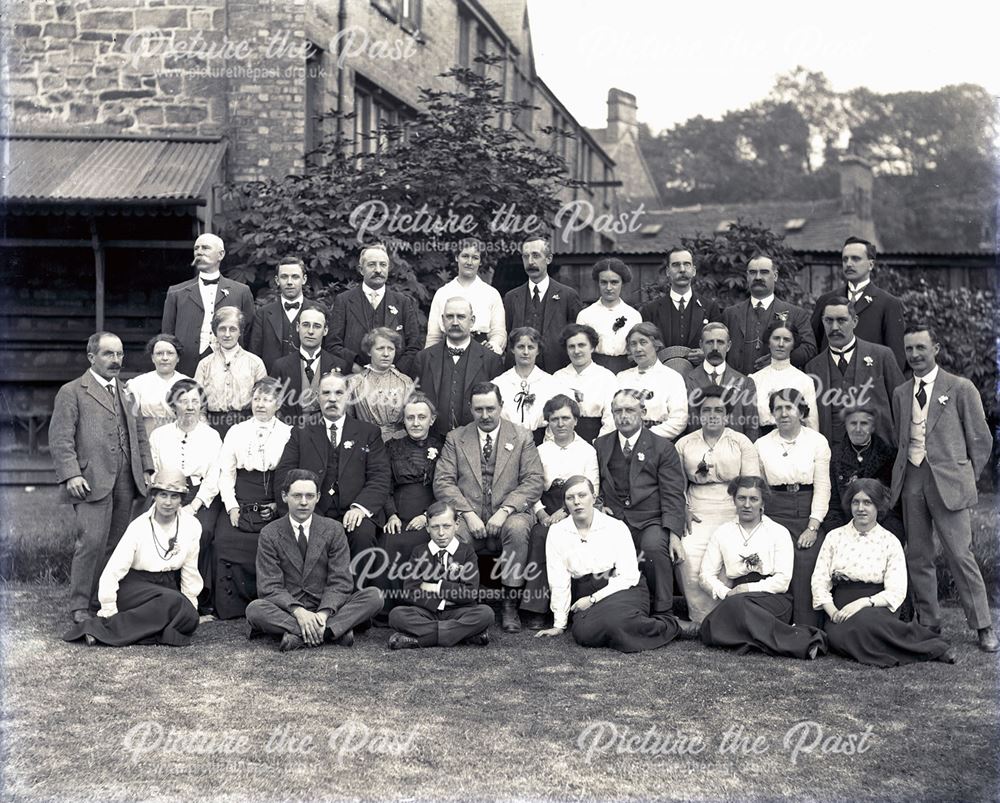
805, 339, 904, 446
411, 341, 504, 439
248, 299, 303, 374
640, 293, 722, 350
890, 369, 993, 510
683, 363, 760, 441
274, 417, 390, 523
433, 418, 544, 518
326, 285, 422, 377
271, 349, 351, 424
255, 514, 354, 614
401, 540, 482, 611
812, 283, 906, 371
721, 298, 817, 375
48, 372, 154, 501
161, 276, 256, 376
503, 278, 582, 372
594, 427, 685, 534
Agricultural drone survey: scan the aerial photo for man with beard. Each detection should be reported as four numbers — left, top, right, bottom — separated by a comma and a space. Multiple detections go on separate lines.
682, 322, 759, 440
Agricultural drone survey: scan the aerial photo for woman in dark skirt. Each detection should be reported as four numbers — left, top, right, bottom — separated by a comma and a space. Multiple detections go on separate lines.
812, 478, 955, 667
551, 323, 617, 444
213, 377, 292, 619
63, 468, 202, 647
378, 393, 445, 609
535, 475, 697, 652
698, 476, 827, 659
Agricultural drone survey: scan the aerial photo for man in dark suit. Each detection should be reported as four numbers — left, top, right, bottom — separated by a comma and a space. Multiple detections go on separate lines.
594, 389, 687, 619
248, 256, 308, 373
503, 237, 582, 372
434, 382, 544, 633
806, 297, 903, 446
246, 469, 383, 651
811, 237, 906, 371
275, 372, 390, 584
327, 244, 422, 377
272, 303, 349, 425
640, 248, 722, 365
412, 297, 503, 439
387, 501, 494, 649
889, 324, 997, 652
48, 332, 154, 621
161, 233, 256, 377
721, 255, 816, 375
682, 322, 759, 440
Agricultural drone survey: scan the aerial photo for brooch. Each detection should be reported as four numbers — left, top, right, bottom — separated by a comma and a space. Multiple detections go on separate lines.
388, 305, 398, 315
343, 440, 354, 449
863, 356, 874, 366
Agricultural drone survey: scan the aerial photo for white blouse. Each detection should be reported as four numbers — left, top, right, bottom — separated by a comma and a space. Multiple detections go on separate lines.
97, 508, 202, 617
675, 428, 760, 485
755, 426, 832, 523
149, 421, 223, 508
576, 299, 643, 357
748, 360, 820, 431
811, 523, 907, 611
217, 416, 293, 511
426, 276, 507, 354
553, 361, 617, 428
699, 515, 793, 599
535, 435, 600, 512
491, 366, 570, 432
194, 344, 267, 412
546, 509, 642, 630
125, 370, 189, 431
615, 361, 689, 439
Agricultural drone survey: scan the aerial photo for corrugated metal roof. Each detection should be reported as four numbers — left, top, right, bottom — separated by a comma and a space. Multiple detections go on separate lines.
1, 135, 227, 203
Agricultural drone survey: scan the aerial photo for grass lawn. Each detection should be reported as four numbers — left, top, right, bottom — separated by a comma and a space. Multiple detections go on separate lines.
1, 582, 998, 802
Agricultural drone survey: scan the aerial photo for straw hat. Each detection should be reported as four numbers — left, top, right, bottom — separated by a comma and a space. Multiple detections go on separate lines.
148, 467, 188, 495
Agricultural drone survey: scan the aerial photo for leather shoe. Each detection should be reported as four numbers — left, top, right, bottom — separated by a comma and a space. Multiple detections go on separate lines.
83, 634, 98, 647
279, 633, 305, 652
72, 610, 93, 624
330, 628, 355, 647
463, 631, 490, 646
677, 619, 701, 640
937, 647, 958, 664
501, 600, 521, 633
388, 632, 420, 650
521, 612, 548, 631
977, 627, 999, 653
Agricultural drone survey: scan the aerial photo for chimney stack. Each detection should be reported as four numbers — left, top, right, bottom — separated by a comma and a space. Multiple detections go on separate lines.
607, 88, 638, 142
839, 153, 873, 221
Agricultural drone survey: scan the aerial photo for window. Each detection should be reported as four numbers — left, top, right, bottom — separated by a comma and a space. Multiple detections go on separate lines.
458, 5, 500, 77
512, 64, 533, 133
353, 77, 413, 155
305, 44, 326, 161
400, 0, 421, 32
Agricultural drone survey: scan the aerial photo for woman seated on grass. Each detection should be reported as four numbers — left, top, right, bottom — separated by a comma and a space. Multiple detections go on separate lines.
63, 468, 202, 647
811, 478, 955, 667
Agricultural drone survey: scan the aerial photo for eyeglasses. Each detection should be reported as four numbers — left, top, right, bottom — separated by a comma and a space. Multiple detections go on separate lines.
287, 493, 318, 502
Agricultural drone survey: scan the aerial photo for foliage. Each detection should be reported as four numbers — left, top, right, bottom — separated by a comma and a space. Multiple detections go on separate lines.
220, 57, 578, 307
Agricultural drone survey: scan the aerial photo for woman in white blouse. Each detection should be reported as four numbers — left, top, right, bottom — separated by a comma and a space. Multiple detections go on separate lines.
576, 257, 642, 375
125, 333, 189, 438
212, 377, 293, 619
491, 327, 568, 443
698, 476, 827, 659
615, 322, 688, 440
535, 475, 698, 652
812, 478, 954, 666
521, 395, 601, 629
675, 385, 760, 624
749, 320, 819, 433
149, 378, 223, 616
552, 323, 616, 443
195, 306, 267, 438
63, 468, 202, 647
755, 388, 831, 628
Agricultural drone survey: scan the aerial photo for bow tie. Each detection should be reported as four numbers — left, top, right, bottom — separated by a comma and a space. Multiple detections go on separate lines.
447, 347, 465, 357
284, 301, 301, 311
200, 277, 220, 286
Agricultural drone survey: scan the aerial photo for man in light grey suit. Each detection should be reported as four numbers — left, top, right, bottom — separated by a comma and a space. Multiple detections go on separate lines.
890, 324, 997, 652
48, 332, 154, 621
434, 382, 544, 633
246, 470, 383, 652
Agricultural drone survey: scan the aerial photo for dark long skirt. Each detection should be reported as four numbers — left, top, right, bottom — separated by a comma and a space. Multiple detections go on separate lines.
375, 482, 435, 612
592, 352, 632, 375
825, 581, 951, 667
62, 570, 199, 647
569, 574, 679, 653
767, 489, 824, 629
575, 416, 603, 446
522, 485, 566, 615
214, 469, 273, 620
206, 409, 250, 440
700, 572, 827, 659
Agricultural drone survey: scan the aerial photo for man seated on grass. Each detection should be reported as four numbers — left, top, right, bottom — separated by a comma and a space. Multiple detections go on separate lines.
388, 501, 494, 650
246, 469, 383, 652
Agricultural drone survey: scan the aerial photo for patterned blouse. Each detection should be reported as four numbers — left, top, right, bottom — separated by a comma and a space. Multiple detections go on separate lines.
194, 345, 266, 412
811, 523, 907, 611
347, 366, 415, 442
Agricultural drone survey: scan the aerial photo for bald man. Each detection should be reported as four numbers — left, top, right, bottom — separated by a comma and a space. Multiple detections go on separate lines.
162, 233, 256, 376
411, 297, 503, 439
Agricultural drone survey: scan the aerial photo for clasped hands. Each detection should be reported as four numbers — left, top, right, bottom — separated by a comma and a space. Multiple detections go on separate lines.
293, 606, 329, 646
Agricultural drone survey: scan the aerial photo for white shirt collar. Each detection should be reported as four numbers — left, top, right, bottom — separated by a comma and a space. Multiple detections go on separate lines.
300, 346, 320, 361
915, 365, 939, 388
847, 279, 871, 294
89, 370, 116, 389
199, 271, 221, 281
290, 515, 313, 539
830, 338, 857, 355
282, 294, 304, 307
446, 337, 472, 351
529, 275, 550, 298
750, 294, 775, 310
670, 289, 693, 305
701, 361, 725, 378
478, 426, 499, 448
618, 430, 640, 451
323, 413, 347, 430
364, 284, 385, 304
428, 537, 460, 556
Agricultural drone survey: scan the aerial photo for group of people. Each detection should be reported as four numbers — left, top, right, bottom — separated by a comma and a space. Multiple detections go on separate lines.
52, 232, 996, 665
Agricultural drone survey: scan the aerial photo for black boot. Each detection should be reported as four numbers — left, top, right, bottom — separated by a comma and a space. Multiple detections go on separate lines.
501, 586, 522, 633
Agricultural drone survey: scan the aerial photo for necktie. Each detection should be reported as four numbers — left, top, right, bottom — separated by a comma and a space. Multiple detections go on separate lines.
447, 347, 464, 358
284, 301, 301, 311
711, 370, 720, 386
201, 277, 220, 286
623, 441, 632, 458
677, 297, 686, 314
368, 293, 379, 309
532, 285, 541, 305
302, 353, 316, 383
297, 524, 308, 560
482, 433, 493, 462
328, 422, 338, 446
832, 349, 848, 373
438, 550, 449, 572
915, 380, 927, 409
105, 381, 115, 398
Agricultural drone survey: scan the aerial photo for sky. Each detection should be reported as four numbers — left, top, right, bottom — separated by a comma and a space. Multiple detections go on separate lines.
527, 0, 999, 134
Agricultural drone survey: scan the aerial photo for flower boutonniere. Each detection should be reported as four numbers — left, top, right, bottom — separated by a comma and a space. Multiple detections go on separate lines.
740, 553, 760, 571
938, 395, 949, 406
572, 389, 584, 404
388, 304, 398, 316
695, 298, 704, 309
504, 442, 514, 452
863, 356, 874, 367
427, 447, 439, 461
775, 310, 788, 322
642, 390, 655, 401
395, 324, 403, 331
636, 452, 646, 462
864, 294, 873, 304
702, 317, 710, 326
612, 315, 627, 333
220, 287, 230, 298
552, 294, 560, 301
342, 440, 354, 450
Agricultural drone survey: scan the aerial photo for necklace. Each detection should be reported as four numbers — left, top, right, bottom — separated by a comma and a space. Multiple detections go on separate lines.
737, 520, 763, 546
849, 438, 871, 464
780, 437, 797, 458
149, 516, 180, 560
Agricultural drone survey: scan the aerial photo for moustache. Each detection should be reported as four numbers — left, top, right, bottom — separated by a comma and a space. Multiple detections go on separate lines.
706, 350, 723, 360
751, 280, 766, 286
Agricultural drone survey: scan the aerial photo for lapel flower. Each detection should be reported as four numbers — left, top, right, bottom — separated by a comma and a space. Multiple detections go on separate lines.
328, 487, 336, 496
864, 295, 873, 303
395, 324, 403, 331
220, 287, 230, 298
775, 310, 788, 322
388, 304, 398, 315
636, 452, 645, 462
504, 442, 513, 451
863, 356, 874, 367
612, 315, 627, 333
740, 553, 760, 570
643, 390, 655, 401
552, 294, 560, 301
342, 440, 354, 450
696, 298, 704, 309
938, 395, 949, 406
427, 447, 439, 460
702, 318, 710, 326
